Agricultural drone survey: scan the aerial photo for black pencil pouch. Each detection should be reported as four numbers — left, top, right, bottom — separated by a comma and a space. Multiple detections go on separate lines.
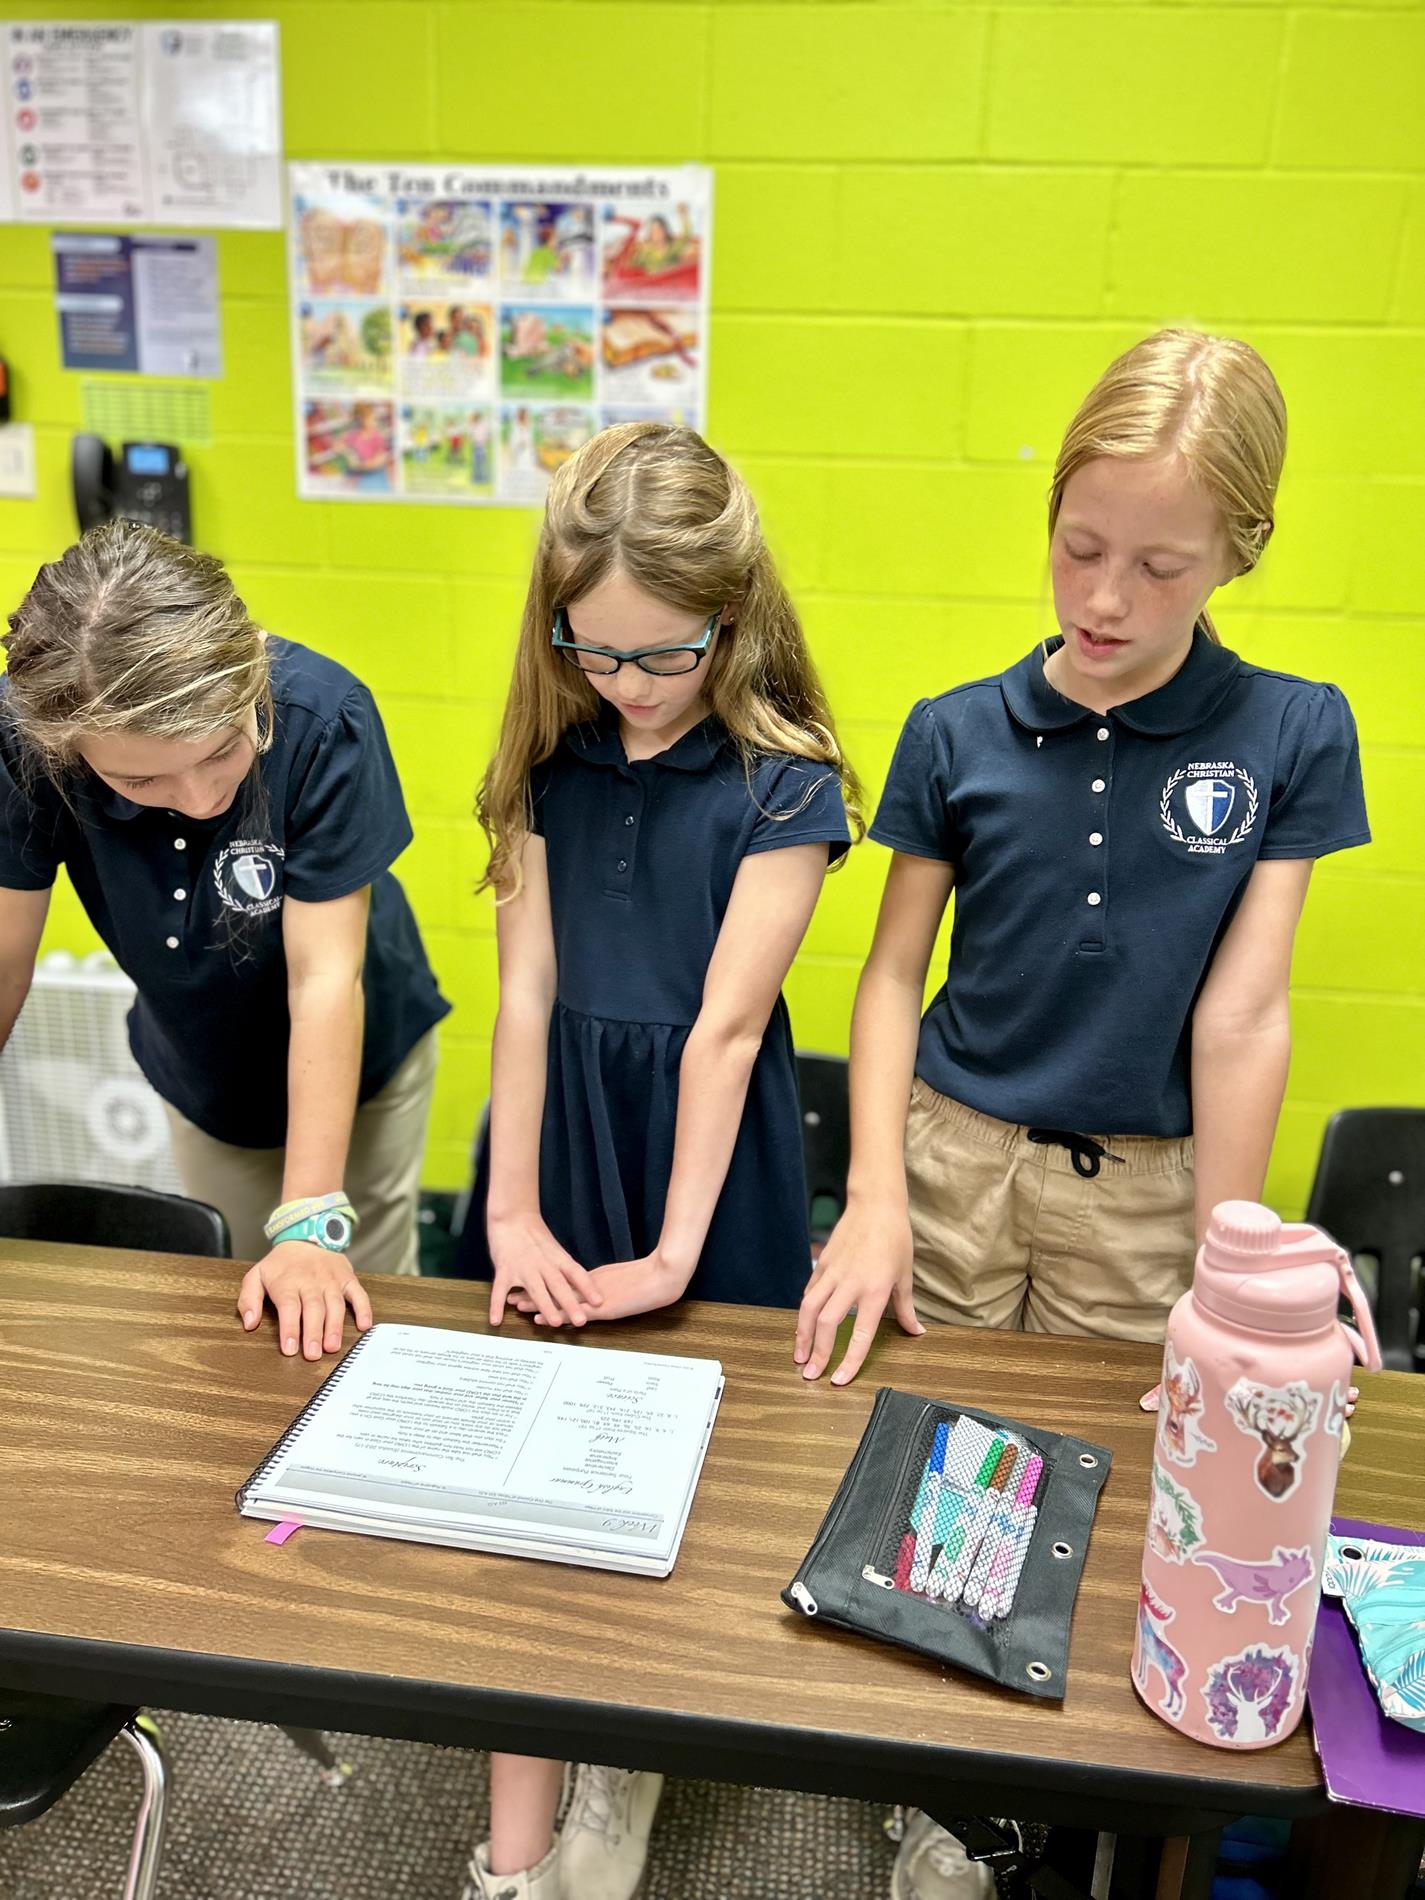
782, 1386, 1111, 1700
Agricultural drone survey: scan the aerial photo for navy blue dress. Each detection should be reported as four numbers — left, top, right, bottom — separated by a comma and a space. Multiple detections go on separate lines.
530, 709, 849, 1308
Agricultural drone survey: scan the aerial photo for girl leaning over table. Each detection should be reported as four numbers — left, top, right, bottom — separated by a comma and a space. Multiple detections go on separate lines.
0, 520, 448, 1352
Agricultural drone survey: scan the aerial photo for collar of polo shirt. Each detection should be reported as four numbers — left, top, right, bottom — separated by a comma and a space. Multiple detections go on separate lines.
1001, 626, 1243, 739
565, 704, 730, 773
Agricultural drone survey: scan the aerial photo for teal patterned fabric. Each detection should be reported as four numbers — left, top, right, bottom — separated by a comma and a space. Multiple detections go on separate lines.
1322, 1535, 1425, 1733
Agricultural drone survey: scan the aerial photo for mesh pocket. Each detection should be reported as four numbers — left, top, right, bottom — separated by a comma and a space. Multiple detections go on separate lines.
866, 1406, 1049, 1622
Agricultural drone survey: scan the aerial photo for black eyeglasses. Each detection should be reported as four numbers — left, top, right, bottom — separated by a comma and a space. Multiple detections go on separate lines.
551, 608, 720, 677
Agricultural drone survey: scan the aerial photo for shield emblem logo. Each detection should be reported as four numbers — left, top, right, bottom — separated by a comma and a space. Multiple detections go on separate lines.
1185, 778, 1236, 836
232, 853, 276, 902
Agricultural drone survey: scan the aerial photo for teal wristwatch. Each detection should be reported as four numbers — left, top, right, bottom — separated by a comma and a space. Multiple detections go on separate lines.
264, 1192, 359, 1253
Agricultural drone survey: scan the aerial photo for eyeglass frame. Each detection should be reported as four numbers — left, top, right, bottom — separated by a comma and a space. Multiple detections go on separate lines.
550, 607, 722, 676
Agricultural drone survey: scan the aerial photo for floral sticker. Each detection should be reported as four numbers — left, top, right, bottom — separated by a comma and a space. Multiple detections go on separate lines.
1147, 1460, 1205, 1565
1203, 1644, 1300, 1744
1158, 1346, 1217, 1468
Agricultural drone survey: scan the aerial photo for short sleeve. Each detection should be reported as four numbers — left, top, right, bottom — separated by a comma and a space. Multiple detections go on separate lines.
745, 756, 851, 864
1257, 684, 1371, 862
868, 699, 958, 861
282, 686, 414, 901
0, 729, 62, 891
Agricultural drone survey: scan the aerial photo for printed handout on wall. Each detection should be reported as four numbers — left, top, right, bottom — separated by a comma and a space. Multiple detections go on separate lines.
289, 163, 712, 507
5, 22, 282, 228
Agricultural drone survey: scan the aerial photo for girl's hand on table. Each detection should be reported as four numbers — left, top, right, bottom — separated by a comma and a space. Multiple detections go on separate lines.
794, 1198, 924, 1386
515, 1251, 684, 1325
237, 1241, 372, 1360
488, 1211, 602, 1329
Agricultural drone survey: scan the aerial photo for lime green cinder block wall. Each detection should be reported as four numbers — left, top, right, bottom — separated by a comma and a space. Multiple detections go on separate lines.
1, 1, 1422, 1214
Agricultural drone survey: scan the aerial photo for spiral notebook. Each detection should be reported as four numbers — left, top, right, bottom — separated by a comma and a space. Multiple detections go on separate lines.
236, 1323, 724, 1577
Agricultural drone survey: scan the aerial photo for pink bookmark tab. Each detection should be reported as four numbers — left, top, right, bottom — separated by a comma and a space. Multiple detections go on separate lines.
264, 1518, 303, 1546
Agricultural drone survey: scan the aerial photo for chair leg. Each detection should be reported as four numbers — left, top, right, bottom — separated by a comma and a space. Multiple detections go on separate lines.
118, 1715, 168, 1900
280, 1725, 354, 1788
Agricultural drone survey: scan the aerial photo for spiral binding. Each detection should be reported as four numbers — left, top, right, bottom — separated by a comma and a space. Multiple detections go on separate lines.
234, 1325, 379, 1510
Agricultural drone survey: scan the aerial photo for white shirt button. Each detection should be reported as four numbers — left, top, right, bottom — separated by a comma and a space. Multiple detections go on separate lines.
165, 935, 180, 949
1086, 892, 1102, 906
173, 837, 186, 850
174, 887, 187, 900
1097, 726, 1110, 741
1091, 777, 1106, 793
1089, 832, 1103, 846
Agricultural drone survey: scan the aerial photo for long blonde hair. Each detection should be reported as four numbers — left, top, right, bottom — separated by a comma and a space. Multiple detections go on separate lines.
477, 422, 863, 892
1048, 328, 1287, 642
3, 519, 273, 772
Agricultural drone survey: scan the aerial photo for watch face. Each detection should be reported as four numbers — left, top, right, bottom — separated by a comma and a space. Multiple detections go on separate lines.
320, 1212, 353, 1249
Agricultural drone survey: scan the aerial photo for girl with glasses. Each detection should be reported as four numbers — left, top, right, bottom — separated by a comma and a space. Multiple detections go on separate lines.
465, 421, 860, 1900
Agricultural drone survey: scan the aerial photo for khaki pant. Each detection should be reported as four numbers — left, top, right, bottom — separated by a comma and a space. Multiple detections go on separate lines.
905, 1079, 1195, 1343
163, 1029, 439, 1277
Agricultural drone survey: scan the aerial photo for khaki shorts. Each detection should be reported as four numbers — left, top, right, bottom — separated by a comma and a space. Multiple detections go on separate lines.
162, 1029, 439, 1277
905, 1079, 1195, 1343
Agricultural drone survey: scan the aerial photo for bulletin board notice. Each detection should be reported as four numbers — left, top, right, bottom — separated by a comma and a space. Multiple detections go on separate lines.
6, 20, 281, 228
288, 161, 712, 509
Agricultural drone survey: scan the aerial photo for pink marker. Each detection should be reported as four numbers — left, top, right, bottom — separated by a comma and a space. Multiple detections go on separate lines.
894, 1531, 915, 1591
981, 1455, 1044, 1619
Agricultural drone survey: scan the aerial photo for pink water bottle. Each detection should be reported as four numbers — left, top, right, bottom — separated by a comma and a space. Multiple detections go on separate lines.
1132, 1199, 1382, 1749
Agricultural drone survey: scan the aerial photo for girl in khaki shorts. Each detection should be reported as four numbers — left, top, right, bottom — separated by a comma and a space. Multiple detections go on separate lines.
796, 328, 1371, 1390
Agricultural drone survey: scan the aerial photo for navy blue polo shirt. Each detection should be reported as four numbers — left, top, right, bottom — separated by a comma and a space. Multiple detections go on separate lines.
0, 637, 449, 1147
870, 631, 1369, 1138
527, 708, 850, 1305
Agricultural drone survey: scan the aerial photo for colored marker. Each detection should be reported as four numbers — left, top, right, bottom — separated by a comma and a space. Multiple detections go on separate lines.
959, 1444, 1024, 1609
941, 1437, 1013, 1602
977, 1454, 1044, 1617
894, 1530, 916, 1591
911, 1471, 967, 1589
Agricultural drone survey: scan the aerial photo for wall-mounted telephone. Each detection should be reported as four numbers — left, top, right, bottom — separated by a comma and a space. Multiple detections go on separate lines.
72, 434, 192, 543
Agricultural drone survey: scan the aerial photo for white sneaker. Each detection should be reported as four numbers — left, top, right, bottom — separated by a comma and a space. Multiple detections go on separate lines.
557, 1764, 663, 1900
461, 1838, 563, 1900
890, 1811, 994, 1900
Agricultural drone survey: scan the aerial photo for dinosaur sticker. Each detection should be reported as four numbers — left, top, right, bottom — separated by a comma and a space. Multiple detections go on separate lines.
1203, 1643, 1300, 1744
1225, 1378, 1321, 1501
1158, 1346, 1217, 1469
1192, 1546, 1316, 1625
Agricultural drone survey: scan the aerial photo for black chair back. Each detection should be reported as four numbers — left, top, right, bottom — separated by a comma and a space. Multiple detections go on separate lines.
1305, 1108, 1425, 1374
0, 1181, 230, 1259
796, 1052, 850, 1244
0, 1692, 132, 1827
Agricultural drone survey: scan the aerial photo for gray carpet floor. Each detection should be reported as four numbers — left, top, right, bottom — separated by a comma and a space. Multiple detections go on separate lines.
0, 1712, 896, 1898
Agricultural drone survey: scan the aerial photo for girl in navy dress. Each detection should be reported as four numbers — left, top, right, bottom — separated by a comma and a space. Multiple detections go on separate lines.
463, 422, 859, 1900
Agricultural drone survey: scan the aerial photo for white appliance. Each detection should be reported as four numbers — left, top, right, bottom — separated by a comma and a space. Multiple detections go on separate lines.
0, 951, 181, 1190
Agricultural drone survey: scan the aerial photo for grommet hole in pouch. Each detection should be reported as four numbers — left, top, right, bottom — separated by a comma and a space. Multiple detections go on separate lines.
864, 1402, 1051, 1631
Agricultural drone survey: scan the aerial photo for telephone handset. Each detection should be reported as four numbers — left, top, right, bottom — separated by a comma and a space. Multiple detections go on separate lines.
71, 433, 192, 543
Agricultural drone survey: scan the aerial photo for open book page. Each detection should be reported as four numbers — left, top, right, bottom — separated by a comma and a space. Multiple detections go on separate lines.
241, 1324, 723, 1564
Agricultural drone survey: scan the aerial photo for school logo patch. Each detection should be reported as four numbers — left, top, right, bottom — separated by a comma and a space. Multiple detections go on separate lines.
214, 839, 285, 917
1160, 762, 1259, 856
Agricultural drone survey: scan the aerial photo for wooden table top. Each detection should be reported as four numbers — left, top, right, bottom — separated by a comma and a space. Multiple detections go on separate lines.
2, 1241, 1421, 1826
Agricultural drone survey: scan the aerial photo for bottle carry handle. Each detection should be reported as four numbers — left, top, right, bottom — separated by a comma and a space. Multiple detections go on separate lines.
1281, 1222, 1383, 1373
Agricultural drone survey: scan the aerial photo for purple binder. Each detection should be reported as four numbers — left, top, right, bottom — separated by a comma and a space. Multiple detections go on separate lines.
1306, 1515, 1425, 1818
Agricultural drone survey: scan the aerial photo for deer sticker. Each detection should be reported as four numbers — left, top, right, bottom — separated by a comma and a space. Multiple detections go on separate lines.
1225, 1379, 1321, 1501
1133, 1581, 1189, 1719
1158, 1346, 1217, 1468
